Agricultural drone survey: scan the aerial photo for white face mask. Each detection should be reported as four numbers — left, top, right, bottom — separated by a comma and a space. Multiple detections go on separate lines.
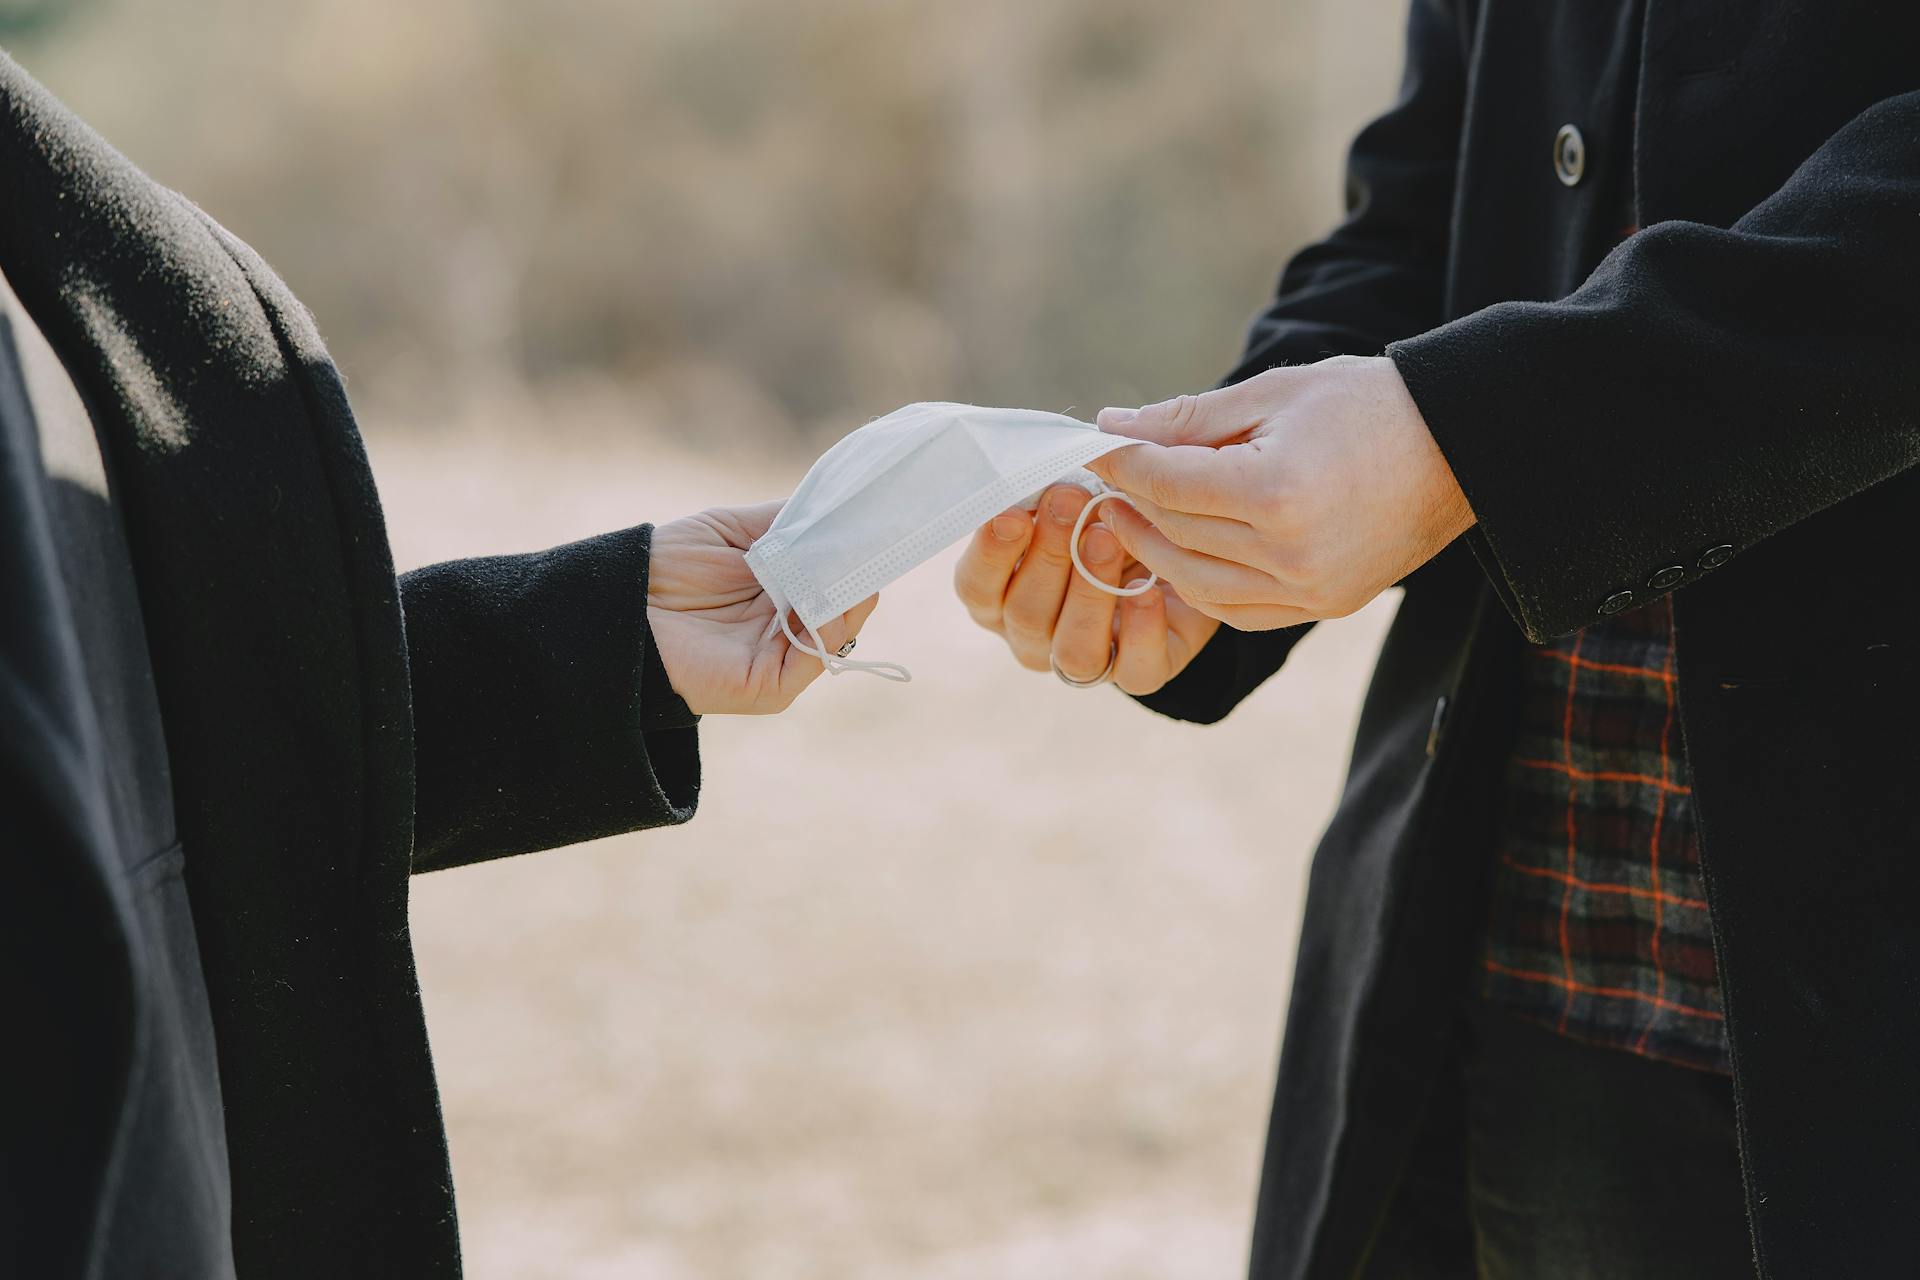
745, 402, 1153, 682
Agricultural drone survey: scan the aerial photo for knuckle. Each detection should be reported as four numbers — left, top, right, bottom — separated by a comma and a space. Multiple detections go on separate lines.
1165, 393, 1204, 438
1178, 577, 1224, 606
1144, 468, 1185, 511
956, 588, 999, 624
988, 533, 1029, 568
1053, 629, 1106, 669
1068, 565, 1123, 602
1252, 464, 1304, 525
1153, 513, 1196, 550
1267, 538, 1320, 587
1253, 487, 1292, 531
970, 542, 1014, 574
1001, 607, 1052, 649
965, 605, 1003, 633
1026, 535, 1071, 568
1061, 577, 1099, 607
952, 566, 987, 607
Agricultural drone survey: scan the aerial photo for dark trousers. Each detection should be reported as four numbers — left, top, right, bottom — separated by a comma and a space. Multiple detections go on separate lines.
1360, 999, 1755, 1279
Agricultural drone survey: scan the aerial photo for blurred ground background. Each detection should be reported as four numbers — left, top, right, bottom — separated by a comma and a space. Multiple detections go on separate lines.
13, 1, 1405, 1274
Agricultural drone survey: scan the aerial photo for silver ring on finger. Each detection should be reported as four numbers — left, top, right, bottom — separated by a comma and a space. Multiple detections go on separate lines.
835, 637, 858, 658
1050, 642, 1116, 689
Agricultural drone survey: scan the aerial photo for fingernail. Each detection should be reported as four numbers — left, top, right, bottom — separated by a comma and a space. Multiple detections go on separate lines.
1125, 579, 1154, 603
991, 514, 1026, 541
1048, 489, 1081, 525
1085, 527, 1117, 564
1097, 406, 1139, 428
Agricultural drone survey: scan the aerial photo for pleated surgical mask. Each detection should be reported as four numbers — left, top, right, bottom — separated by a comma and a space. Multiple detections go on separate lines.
745, 401, 1154, 682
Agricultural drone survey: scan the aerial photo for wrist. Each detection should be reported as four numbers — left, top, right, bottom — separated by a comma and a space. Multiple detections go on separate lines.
1379, 358, 1475, 547
1426, 446, 1476, 545
642, 612, 700, 726
639, 530, 702, 726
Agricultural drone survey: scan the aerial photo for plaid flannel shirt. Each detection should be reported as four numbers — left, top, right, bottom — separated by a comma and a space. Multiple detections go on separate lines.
1481, 595, 1731, 1073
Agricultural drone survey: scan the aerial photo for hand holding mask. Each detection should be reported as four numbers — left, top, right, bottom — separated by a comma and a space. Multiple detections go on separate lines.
647, 500, 878, 715
744, 402, 1153, 682
1088, 358, 1474, 629
952, 483, 1221, 694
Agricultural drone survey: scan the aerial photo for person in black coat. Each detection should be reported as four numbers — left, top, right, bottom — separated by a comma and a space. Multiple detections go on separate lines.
0, 53, 875, 1279
957, 2, 1919, 1277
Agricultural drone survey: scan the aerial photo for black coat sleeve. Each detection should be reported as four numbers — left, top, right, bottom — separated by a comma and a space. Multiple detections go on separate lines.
1137, 0, 1468, 725
401, 523, 700, 872
1391, 91, 1920, 643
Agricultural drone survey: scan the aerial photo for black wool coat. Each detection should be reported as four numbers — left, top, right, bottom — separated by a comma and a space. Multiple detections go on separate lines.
1140, 2, 1920, 1278
0, 54, 700, 1278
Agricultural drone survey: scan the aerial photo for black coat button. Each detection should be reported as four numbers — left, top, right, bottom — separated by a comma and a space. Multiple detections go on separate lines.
1648, 565, 1686, 590
1554, 124, 1586, 187
1599, 589, 1635, 615
1698, 544, 1735, 570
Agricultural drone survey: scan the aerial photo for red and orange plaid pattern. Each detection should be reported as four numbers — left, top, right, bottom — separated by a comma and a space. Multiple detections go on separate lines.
1481, 595, 1730, 1073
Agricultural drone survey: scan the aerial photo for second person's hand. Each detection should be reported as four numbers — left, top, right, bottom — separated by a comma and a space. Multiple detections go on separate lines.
1086, 356, 1474, 630
952, 483, 1220, 696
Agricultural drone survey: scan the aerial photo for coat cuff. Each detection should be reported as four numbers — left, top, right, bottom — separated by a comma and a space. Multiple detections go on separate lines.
404, 523, 701, 872
1132, 622, 1312, 725
1389, 313, 1733, 643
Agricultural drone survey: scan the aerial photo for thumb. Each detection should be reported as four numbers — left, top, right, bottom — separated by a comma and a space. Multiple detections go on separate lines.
1096, 381, 1265, 448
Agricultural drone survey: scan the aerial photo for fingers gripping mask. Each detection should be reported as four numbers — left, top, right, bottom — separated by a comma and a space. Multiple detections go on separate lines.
744, 402, 1153, 682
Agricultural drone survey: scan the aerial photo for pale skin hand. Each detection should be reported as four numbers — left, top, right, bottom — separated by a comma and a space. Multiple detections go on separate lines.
952, 482, 1221, 697
648, 500, 877, 715
1086, 355, 1475, 630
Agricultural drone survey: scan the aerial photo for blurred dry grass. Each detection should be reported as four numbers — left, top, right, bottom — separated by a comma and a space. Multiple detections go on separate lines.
16, 0, 1402, 442
15, 1, 1409, 1273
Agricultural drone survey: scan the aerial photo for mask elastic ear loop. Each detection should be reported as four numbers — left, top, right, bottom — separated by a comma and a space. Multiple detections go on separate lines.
1070, 489, 1159, 597
778, 607, 912, 683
